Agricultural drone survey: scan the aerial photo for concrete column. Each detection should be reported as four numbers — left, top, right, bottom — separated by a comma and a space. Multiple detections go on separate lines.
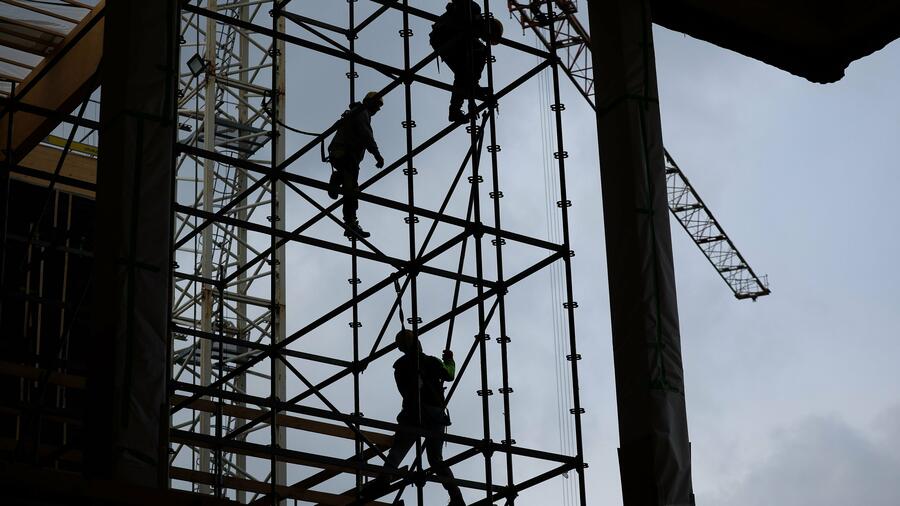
87, 0, 177, 488
587, 0, 694, 504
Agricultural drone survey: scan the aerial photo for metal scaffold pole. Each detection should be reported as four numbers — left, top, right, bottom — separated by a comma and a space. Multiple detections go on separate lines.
169, 1, 587, 503
198, 0, 217, 491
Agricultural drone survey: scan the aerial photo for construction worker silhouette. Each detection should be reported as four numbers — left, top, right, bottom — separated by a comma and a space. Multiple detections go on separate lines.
326, 91, 385, 239
429, 0, 503, 122
377, 329, 464, 506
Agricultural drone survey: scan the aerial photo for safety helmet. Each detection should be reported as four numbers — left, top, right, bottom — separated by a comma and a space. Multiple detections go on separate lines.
483, 18, 504, 46
363, 91, 384, 108
395, 329, 419, 354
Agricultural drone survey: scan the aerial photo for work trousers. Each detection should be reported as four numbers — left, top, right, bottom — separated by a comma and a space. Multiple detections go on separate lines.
383, 413, 464, 502
441, 43, 487, 112
329, 156, 360, 221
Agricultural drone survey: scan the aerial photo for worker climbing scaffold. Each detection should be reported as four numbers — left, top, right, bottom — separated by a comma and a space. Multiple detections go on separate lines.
363, 330, 464, 505
326, 91, 386, 239
429, 0, 504, 122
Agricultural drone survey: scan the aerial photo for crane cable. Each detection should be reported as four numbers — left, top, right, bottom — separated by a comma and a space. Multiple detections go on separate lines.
536, 32, 577, 506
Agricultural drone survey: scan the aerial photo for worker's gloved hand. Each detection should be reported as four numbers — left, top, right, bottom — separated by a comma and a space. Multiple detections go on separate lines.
442, 349, 454, 362
374, 152, 385, 168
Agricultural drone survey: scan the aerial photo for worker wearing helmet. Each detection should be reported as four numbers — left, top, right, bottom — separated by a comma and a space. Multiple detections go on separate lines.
429, 0, 504, 123
326, 91, 385, 239
376, 329, 464, 505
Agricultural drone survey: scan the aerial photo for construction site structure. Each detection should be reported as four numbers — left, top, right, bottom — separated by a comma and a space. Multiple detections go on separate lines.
23, 0, 896, 504
170, 0, 587, 503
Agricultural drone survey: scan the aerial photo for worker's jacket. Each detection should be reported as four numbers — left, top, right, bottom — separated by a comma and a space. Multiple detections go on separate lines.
393, 351, 456, 427
327, 102, 380, 165
429, 0, 487, 54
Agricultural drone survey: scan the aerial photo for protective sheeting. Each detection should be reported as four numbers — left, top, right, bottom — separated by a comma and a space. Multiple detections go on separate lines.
87, 0, 176, 488
651, 0, 900, 83
588, 0, 694, 504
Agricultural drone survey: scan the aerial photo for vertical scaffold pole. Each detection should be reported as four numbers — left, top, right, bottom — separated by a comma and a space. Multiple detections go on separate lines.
481, 0, 516, 497
398, 2, 424, 505
270, 3, 288, 502
234, 2, 251, 502
545, 1, 587, 504
0, 81, 13, 327
198, 0, 217, 493
466, 2, 492, 500
348, 1, 363, 499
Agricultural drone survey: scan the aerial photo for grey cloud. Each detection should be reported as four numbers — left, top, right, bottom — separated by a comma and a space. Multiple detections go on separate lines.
710, 411, 900, 506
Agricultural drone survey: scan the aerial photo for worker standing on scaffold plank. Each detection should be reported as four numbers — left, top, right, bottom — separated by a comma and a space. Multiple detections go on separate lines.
326, 91, 385, 239
373, 329, 465, 506
429, 0, 503, 123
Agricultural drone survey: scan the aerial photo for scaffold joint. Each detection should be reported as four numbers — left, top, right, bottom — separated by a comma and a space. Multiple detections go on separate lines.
467, 221, 485, 238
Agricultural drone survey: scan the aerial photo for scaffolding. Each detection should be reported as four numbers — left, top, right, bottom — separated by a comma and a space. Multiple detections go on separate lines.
170, 0, 586, 504
0, 51, 101, 472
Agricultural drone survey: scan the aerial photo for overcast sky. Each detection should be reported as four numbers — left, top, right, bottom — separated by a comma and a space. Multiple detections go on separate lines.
216, 2, 900, 504
654, 23, 900, 506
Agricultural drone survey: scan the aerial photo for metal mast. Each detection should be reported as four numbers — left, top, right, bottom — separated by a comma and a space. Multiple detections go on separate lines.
171, 0, 286, 496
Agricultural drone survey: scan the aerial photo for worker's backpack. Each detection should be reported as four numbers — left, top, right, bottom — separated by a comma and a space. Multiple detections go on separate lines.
428, 4, 456, 52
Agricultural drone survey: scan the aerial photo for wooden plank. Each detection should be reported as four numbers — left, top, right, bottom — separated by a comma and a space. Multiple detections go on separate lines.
0, 15, 68, 39
170, 394, 393, 448
0, 360, 87, 389
0, 0, 83, 25
0, 436, 83, 462
169, 431, 376, 480
0, 461, 239, 506
0, 1, 103, 163
170, 467, 392, 506
14, 143, 96, 197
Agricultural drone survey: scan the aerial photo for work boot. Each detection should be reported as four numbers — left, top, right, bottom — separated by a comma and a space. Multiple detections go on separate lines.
344, 219, 371, 239
448, 108, 466, 123
327, 171, 341, 199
